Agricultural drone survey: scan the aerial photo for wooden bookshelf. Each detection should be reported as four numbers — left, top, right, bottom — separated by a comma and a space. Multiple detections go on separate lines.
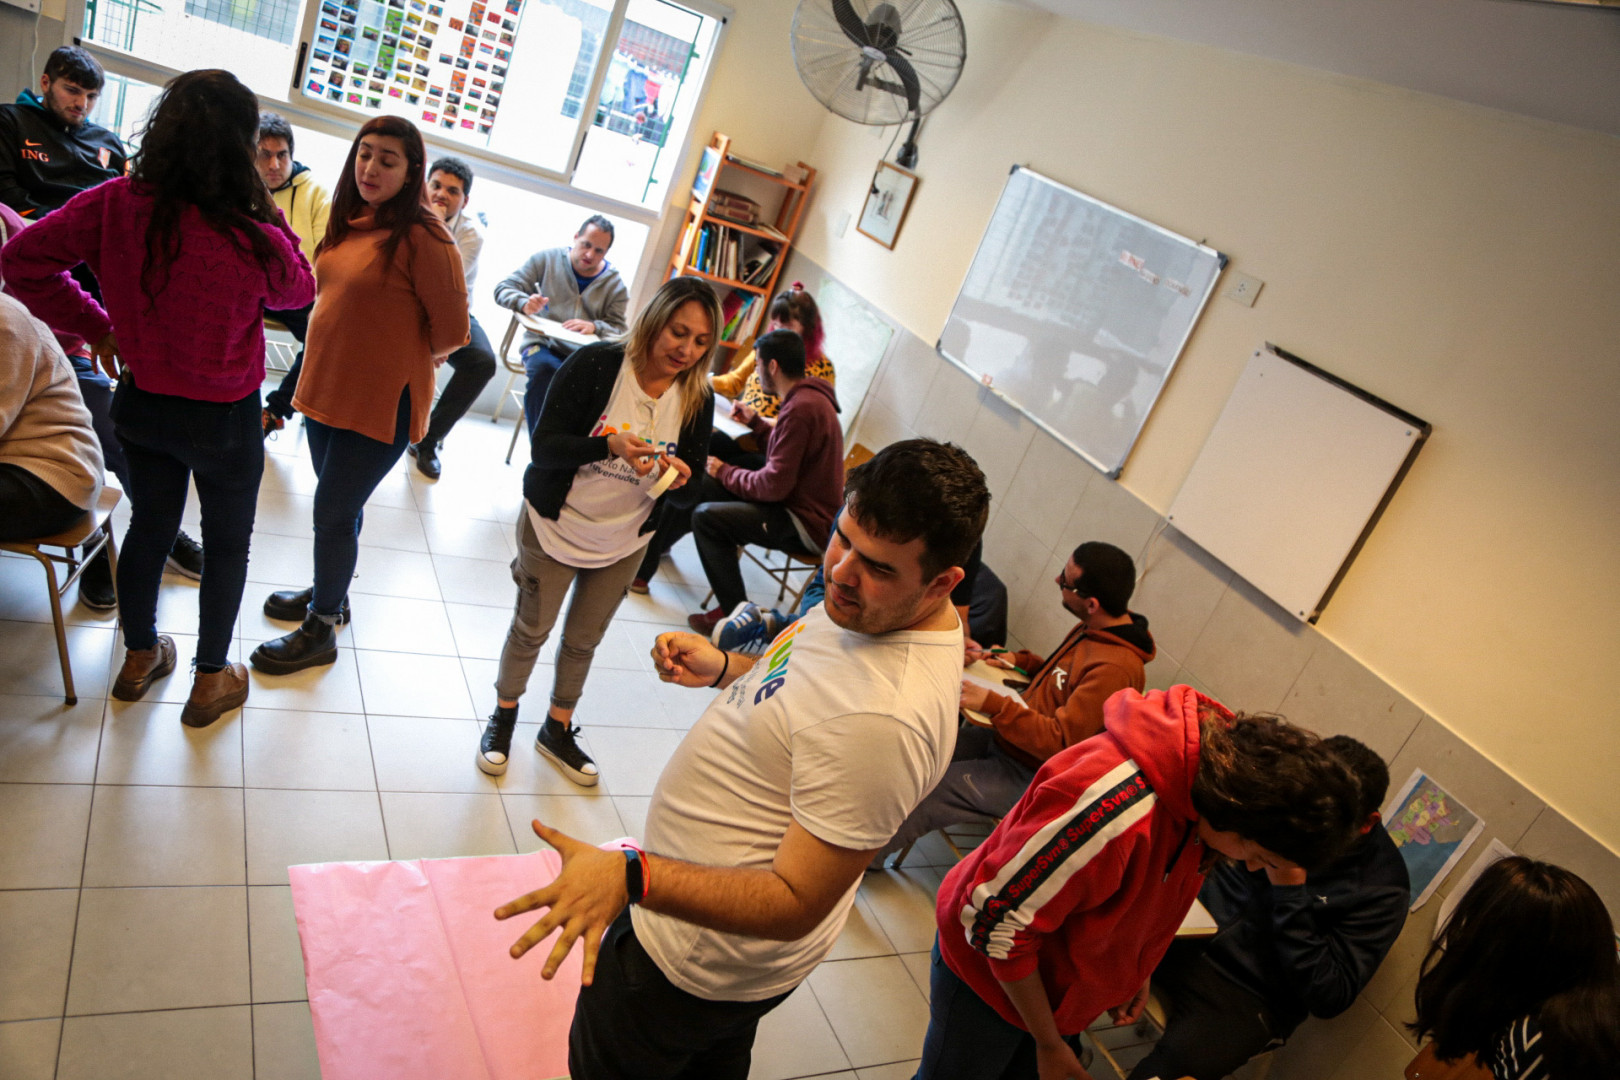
667, 132, 816, 368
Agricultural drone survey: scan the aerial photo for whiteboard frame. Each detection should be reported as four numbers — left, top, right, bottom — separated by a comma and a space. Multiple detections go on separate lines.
935, 165, 1227, 478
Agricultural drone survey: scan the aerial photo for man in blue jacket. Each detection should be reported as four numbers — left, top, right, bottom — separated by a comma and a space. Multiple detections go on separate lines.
1128, 735, 1410, 1080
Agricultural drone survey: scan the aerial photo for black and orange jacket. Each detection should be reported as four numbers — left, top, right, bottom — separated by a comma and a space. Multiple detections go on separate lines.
0, 91, 126, 220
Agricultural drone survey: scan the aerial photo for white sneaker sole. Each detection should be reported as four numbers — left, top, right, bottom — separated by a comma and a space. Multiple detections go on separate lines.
475, 748, 509, 777
711, 600, 758, 647
536, 742, 600, 787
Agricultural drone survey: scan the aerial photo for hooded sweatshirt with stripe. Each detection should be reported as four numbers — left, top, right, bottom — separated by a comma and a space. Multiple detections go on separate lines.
935, 685, 1218, 1034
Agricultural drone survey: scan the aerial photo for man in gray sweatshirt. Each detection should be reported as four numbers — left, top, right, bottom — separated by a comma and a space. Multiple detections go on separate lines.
494, 215, 629, 436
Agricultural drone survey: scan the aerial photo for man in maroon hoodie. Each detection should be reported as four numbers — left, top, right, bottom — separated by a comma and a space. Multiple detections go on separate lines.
872, 540, 1155, 867
685, 328, 844, 635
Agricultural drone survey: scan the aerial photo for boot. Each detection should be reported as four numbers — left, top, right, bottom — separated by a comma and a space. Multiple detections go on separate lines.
112, 635, 177, 701
250, 613, 339, 675
263, 587, 350, 624
181, 662, 249, 728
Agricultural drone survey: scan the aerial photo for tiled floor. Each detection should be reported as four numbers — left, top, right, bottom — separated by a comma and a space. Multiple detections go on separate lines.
0, 409, 980, 1080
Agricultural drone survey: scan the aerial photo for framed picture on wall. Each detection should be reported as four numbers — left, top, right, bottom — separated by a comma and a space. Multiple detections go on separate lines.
857, 160, 919, 249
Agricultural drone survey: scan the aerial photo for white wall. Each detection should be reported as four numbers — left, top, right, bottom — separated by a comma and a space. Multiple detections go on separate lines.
785, 3, 1620, 850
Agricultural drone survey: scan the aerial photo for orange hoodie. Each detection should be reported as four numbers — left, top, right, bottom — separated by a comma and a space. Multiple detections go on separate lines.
983, 613, 1155, 768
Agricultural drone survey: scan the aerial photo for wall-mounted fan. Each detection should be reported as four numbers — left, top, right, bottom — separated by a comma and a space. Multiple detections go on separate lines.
790, 0, 967, 168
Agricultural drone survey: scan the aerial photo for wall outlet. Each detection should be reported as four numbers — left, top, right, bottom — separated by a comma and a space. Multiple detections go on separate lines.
1224, 272, 1263, 307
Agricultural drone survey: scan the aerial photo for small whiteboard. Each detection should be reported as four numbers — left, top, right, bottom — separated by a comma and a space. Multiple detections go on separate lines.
1168, 345, 1430, 623
937, 166, 1226, 477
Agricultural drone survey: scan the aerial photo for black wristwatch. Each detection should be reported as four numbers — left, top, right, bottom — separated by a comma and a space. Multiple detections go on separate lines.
623, 847, 647, 905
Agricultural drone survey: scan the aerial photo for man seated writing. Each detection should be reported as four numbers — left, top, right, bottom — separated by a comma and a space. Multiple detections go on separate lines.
1127, 734, 1411, 1080
675, 329, 844, 636
872, 540, 1155, 867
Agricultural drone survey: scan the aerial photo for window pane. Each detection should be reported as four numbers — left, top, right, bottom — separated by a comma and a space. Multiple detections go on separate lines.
295, 0, 613, 173
84, 0, 309, 100
87, 70, 165, 149
572, 0, 720, 207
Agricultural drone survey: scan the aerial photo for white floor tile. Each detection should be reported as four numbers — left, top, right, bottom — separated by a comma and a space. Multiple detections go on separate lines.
66, 886, 249, 1015
0, 693, 105, 784
502, 792, 627, 849
242, 708, 375, 791
611, 796, 651, 841
570, 665, 676, 729
858, 866, 946, 955
422, 512, 516, 561
580, 725, 686, 797
242, 532, 314, 588
350, 545, 441, 601
245, 788, 389, 886
368, 713, 495, 794
82, 785, 245, 887
0, 1017, 61, 1080
253, 1001, 321, 1080
248, 885, 309, 1004
97, 700, 243, 787
0, 621, 115, 701
245, 646, 366, 714
807, 956, 932, 1068
431, 552, 518, 609
899, 951, 932, 1004
346, 593, 460, 655
57, 1005, 253, 1080
857, 1063, 922, 1080
493, 722, 612, 796
0, 783, 93, 889
749, 983, 851, 1080
825, 893, 898, 962
349, 503, 429, 553
445, 600, 516, 659
379, 791, 518, 860
0, 889, 78, 1022
355, 649, 477, 718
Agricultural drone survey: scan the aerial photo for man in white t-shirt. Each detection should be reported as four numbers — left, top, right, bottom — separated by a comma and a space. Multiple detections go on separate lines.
496, 439, 991, 1080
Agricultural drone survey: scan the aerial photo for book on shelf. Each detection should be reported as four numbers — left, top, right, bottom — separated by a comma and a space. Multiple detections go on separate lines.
724, 153, 783, 178
709, 189, 759, 224
692, 146, 722, 203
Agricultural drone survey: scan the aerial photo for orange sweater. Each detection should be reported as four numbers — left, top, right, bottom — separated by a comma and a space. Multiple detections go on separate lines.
294, 213, 468, 444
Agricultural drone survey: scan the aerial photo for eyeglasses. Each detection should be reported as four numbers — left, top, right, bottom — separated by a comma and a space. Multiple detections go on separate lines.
1057, 574, 1089, 599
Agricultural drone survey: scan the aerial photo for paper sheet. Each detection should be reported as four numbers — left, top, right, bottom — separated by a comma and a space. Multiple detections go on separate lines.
1432, 838, 1514, 938
962, 660, 1027, 727
1176, 898, 1217, 937
516, 312, 598, 347
1382, 768, 1486, 912
290, 850, 580, 1080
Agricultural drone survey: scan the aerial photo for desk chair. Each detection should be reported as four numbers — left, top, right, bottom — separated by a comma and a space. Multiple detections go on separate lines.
890, 818, 997, 869
0, 485, 122, 704
491, 314, 528, 465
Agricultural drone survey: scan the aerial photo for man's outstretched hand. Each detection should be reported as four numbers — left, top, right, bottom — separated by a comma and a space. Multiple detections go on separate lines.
495, 820, 630, 985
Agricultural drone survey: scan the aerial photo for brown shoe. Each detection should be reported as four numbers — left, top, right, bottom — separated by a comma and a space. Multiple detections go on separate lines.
112, 635, 177, 701
180, 662, 250, 728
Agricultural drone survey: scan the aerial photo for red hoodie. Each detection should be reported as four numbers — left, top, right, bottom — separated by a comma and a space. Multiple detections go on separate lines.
936, 685, 1221, 1034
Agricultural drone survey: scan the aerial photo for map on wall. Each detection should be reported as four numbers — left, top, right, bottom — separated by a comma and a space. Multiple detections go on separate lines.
301, 0, 529, 147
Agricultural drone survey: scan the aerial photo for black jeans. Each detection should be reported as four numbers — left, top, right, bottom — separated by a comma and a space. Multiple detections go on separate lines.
421, 314, 496, 447
569, 911, 791, 1080
635, 473, 726, 582
112, 377, 263, 669
262, 303, 311, 420
303, 387, 411, 617
0, 464, 86, 539
708, 429, 765, 470
1126, 939, 1286, 1080
693, 493, 818, 613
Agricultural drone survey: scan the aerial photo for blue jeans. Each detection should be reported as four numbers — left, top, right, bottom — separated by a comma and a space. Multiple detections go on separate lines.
304, 387, 411, 617
915, 938, 1086, 1080
521, 342, 572, 439
111, 377, 263, 669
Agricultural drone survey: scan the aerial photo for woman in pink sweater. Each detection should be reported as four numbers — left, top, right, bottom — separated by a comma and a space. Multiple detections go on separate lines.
1, 69, 315, 727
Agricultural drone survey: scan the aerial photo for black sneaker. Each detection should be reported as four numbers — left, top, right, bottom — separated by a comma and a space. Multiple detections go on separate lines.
166, 530, 204, 579
477, 709, 518, 776
77, 548, 117, 611
535, 719, 599, 787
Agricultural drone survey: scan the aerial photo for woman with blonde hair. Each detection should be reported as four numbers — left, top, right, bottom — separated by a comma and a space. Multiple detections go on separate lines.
477, 275, 719, 784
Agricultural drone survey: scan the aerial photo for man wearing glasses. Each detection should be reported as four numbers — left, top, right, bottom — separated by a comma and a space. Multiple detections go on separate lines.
870, 540, 1156, 869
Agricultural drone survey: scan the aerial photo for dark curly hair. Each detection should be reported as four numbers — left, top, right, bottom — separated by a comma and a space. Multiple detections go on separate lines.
844, 439, 990, 581
1193, 710, 1359, 872
129, 70, 280, 307
321, 115, 445, 267
1412, 856, 1619, 1080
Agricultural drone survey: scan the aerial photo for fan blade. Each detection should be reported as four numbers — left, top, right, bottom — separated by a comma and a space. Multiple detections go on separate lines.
830, 0, 871, 48
885, 50, 922, 114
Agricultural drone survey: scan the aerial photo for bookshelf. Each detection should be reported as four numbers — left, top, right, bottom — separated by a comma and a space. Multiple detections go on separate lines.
667, 132, 816, 368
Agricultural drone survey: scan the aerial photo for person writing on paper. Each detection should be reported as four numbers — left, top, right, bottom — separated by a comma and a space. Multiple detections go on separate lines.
494, 215, 629, 436
495, 440, 989, 1080
1409, 856, 1619, 1080
914, 690, 1361, 1080
474, 276, 716, 786
708, 282, 836, 460
871, 540, 1154, 868
1128, 735, 1410, 1080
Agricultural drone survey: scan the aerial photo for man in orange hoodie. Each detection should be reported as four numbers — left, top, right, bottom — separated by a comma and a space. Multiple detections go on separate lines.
871, 540, 1155, 868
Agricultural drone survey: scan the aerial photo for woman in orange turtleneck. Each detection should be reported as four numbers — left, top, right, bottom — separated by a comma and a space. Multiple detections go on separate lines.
251, 116, 468, 675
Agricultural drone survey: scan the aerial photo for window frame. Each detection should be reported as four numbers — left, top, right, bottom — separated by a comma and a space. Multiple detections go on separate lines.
59, 0, 731, 228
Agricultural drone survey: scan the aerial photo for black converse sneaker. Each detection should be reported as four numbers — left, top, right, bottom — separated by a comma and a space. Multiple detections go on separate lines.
477, 708, 518, 777
535, 718, 599, 787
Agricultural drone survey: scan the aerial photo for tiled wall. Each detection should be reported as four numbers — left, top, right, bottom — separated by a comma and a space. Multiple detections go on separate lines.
796, 253, 1620, 1080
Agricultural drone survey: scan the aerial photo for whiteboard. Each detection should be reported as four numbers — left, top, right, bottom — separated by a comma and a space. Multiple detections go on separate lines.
1167, 344, 1431, 623
937, 167, 1226, 477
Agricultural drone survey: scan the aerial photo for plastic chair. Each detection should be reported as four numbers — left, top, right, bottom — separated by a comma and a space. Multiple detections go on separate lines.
0, 485, 122, 704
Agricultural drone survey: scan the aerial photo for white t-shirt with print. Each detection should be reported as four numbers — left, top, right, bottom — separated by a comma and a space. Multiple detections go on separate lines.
532, 356, 682, 568
632, 602, 963, 1002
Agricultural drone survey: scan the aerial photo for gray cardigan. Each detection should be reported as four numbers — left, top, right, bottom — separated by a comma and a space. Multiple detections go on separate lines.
493, 247, 629, 353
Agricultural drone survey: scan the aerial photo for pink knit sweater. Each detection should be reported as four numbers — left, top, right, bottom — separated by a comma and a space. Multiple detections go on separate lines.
0, 176, 314, 402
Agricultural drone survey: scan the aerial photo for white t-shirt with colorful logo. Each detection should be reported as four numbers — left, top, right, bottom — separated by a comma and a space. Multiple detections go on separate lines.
632, 602, 963, 1001
531, 355, 682, 568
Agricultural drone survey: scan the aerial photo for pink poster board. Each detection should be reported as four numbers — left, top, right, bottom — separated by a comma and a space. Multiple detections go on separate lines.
289, 850, 578, 1080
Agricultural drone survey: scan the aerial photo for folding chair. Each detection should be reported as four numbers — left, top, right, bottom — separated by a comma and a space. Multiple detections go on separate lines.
491, 314, 530, 465
0, 485, 122, 704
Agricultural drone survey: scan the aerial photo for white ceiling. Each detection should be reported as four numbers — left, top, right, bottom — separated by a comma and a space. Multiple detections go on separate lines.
1006, 0, 1620, 137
